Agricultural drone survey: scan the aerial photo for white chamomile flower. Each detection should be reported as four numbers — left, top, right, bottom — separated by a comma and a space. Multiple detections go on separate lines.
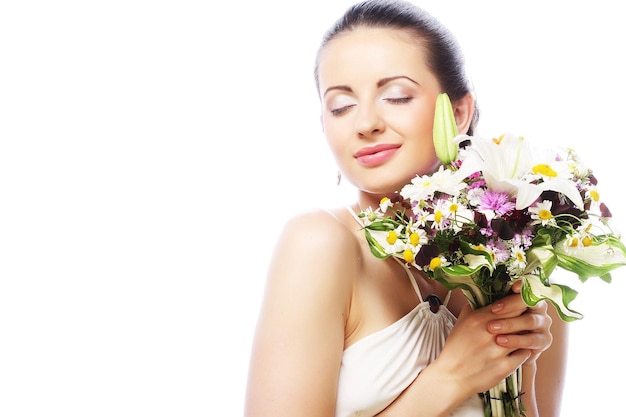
400, 171, 440, 203
412, 206, 429, 227
566, 222, 595, 248
509, 245, 527, 271
528, 200, 556, 227
425, 254, 450, 272
384, 225, 408, 253
406, 225, 428, 245
448, 198, 474, 230
426, 199, 451, 230
585, 185, 601, 208
379, 197, 393, 213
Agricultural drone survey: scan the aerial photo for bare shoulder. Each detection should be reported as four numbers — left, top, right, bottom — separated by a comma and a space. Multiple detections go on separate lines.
259, 207, 362, 325
278, 208, 361, 257
269, 208, 362, 294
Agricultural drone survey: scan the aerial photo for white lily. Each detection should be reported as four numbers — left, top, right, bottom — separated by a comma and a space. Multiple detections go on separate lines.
465, 134, 584, 210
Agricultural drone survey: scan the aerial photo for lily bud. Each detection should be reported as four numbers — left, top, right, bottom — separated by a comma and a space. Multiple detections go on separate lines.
433, 93, 459, 165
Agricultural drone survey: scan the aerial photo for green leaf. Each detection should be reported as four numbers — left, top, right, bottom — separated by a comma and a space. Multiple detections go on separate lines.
521, 275, 583, 321
433, 264, 492, 307
553, 235, 626, 282
364, 229, 392, 260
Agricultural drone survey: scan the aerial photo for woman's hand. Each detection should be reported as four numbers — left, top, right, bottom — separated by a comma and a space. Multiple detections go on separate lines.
488, 280, 553, 365
430, 281, 553, 397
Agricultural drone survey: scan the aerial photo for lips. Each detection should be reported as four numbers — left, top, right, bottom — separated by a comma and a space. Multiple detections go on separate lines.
353, 143, 401, 166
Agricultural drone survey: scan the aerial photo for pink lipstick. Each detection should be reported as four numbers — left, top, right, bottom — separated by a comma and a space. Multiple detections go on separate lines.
353, 144, 401, 166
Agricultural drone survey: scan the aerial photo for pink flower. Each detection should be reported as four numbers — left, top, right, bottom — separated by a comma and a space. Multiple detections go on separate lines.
477, 190, 516, 219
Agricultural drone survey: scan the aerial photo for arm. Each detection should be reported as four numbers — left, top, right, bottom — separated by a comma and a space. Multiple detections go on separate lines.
244, 211, 357, 417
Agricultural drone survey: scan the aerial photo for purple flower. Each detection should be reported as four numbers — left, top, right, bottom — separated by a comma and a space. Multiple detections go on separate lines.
513, 228, 534, 250
468, 179, 486, 190
478, 190, 516, 218
486, 239, 509, 263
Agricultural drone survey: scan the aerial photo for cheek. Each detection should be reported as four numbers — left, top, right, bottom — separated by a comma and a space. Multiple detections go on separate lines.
322, 118, 348, 157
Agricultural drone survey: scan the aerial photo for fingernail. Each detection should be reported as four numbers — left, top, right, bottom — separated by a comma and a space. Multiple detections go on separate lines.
491, 302, 504, 312
489, 322, 502, 331
497, 335, 509, 344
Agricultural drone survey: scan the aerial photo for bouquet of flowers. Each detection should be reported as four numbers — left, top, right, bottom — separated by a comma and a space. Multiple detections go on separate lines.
358, 93, 626, 417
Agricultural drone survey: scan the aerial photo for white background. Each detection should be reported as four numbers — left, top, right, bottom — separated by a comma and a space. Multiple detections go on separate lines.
1, 1, 624, 416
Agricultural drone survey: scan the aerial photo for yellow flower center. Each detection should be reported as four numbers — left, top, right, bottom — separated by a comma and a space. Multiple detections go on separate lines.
386, 231, 398, 244
516, 252, 525, 262
492, 134, 505, 145
409, 232, 420, 246
429, 257, 442, 270
449, 203, 458, 213
590, 190, 600, 202
434, 210, 443, 224
568, 237, 579, 247
532, 164, 558, 177
582, 236, 593, 247
403, 249, 415, 263
538, 209, 552, 221
380, 197, 390, 205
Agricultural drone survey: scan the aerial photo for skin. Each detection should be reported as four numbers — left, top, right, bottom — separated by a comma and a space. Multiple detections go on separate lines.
245, 27, 565, 417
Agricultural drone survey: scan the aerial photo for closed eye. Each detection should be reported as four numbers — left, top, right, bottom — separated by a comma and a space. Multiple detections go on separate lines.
330, 104, 356, 116
384, 97, 413, 104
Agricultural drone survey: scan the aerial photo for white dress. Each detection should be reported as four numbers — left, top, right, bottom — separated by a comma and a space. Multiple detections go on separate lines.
335, 209, 484, 417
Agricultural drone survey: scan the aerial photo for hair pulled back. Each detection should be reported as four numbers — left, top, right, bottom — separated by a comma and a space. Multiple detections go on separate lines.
314, 0, 479, 134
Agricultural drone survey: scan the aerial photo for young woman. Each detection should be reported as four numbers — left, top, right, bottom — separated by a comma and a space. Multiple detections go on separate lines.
245, 1, 565, 416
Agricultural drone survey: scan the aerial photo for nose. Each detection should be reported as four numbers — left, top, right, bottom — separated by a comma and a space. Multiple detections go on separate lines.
355, 103, 385, 137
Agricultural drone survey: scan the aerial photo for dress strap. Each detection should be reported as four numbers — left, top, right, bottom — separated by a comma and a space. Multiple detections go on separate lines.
345, 206, 363, 227
393, 257, 424, 303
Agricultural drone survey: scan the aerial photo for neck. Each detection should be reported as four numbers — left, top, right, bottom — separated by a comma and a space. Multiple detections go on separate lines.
356, 191, 401, 213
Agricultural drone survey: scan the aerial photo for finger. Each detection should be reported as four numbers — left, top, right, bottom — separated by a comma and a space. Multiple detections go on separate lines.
507, 349, 532, 369
495, 332, 553, 353
491, 280, 528, 316
489, 305, 551, 335
490, 294, 528, 317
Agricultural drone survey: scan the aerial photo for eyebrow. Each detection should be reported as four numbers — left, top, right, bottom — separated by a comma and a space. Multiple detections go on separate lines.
378, 75, 420, 87
323, 75, 420, 98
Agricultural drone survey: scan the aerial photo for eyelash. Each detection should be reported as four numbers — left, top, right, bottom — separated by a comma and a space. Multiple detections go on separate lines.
330, 105, 355, 116
385, 97, 412, 104
329, 97, 412, 116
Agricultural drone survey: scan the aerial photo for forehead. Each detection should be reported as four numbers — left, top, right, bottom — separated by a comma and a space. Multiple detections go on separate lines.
317, 27, 438, 90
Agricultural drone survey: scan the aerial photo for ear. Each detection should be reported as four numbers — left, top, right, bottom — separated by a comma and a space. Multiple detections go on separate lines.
453, 93, 475, 135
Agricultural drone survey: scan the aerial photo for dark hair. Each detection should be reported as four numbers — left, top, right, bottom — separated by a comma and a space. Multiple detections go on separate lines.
314, 0, 479, 134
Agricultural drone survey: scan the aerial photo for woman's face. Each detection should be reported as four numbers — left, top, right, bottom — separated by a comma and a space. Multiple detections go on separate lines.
317, 27, 443, 198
